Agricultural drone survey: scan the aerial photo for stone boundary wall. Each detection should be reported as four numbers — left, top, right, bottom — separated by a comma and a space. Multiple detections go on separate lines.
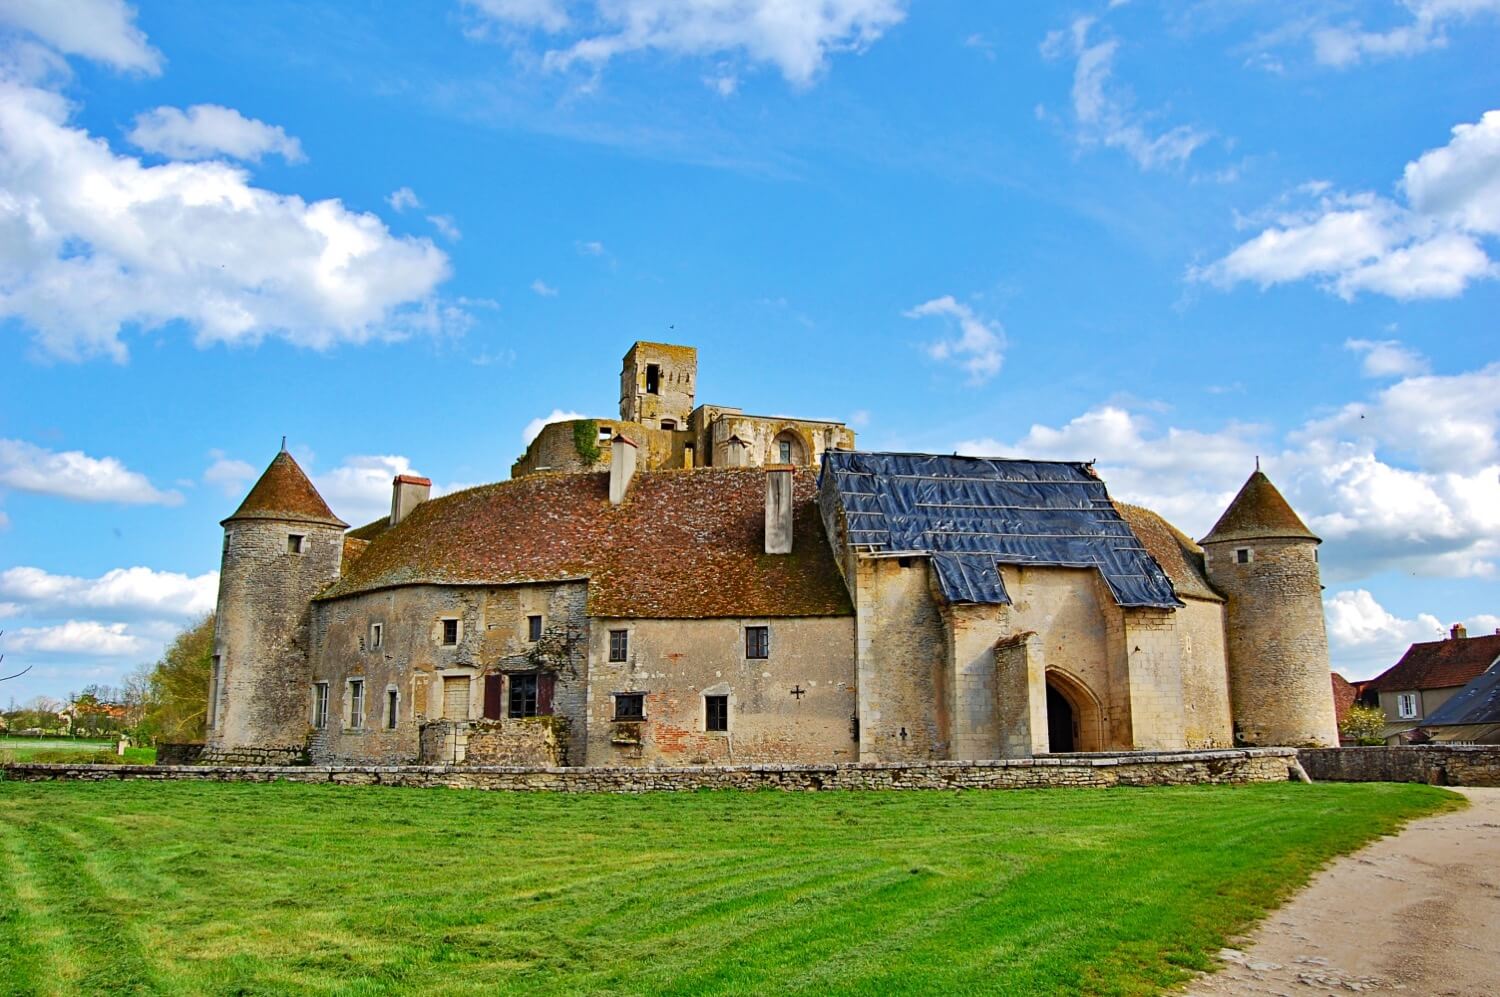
1299, 745, 1500, 787
154, 743, 205, 766
1, 748, 1298, 793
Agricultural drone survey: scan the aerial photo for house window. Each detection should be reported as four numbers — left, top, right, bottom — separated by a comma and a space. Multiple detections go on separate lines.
312, 682, 329, 729
288, 534, 305, 555
509, 673, 539, 718
385, 688, 398, 729
528, 615, 543, 642
349, 679, 365, 729
661, 419, 677, 430
614, 692, 645, 721
745, 625, 770, 660
599, 425, 613, 440
441, 618, 459, 646
645, 364, 661, 394
207, 655, 221, 729
1397, 692, 1419, 720
609, 629, 629, 662
706, 694, 728, 732
1235, 547, 1252, 564
779, 440, 793, 464
370, 623, 383, 650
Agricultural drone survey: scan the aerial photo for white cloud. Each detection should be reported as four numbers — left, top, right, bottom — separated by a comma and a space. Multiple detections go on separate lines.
127, 104, 305, 163
0, 79, 455, 361
0, 0, 161, 74
530, 278, 558, 296
203, 449, 256, 497
1344, 338, 1430, 378
1196, 110, 1500, 301
313, 455, 422, 527
465, 0, 908, 87
1044, 15, 1209, 171
848, 409, 870, 429
1323, 588, 1500, 678
0, 438, 181, 504
386, 186, 421, 211
6, 620, 145, 656
0, 565, 217, 620
426, 213, 462, 241
904, 295, 1006, 385
1312, 0, 1500, 68
576, 239, 606, 256
522, 409, 589, 447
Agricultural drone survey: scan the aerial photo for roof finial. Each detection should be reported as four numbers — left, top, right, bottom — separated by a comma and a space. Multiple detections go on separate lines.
280, 435, 287, 453
1255, 455, 1260, 472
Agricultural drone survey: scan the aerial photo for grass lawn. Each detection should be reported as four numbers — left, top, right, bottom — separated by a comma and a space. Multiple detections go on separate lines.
0, 738, 154, 765
0, 780, 1458, 996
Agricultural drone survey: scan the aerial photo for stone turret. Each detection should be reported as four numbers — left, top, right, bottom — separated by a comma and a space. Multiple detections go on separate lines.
619, 341, 696, 429
1201, 468, 1337, 747
207, 449, 346, 762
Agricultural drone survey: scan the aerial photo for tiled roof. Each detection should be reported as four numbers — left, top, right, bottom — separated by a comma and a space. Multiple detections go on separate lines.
223, 451, 346, 528
1113, 502, 1223, 603
1200, 470, 1317, 545
1331, 673, 1357, 726
319, 467, 852, 619
1423, 665, 1500, 726
346, 516, 390, 542
1369, 633, 1500, 693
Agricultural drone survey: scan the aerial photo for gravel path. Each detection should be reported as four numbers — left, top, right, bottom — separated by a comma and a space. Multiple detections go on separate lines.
1186, 787, 1500, 996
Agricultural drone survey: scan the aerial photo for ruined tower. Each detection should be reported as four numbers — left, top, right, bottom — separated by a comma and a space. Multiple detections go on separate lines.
619, 341, 696, 429
1201, 468, 1337, 747
207, 449, 346, 761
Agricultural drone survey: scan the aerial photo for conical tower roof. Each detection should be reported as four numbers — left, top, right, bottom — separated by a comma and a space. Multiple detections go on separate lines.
222, 450, 347, 528
1200, 469, 1317, 545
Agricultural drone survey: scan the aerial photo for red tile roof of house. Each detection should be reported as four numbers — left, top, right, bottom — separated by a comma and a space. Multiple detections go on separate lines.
322, 467, 852, 619
1369, 633, 1500, 693
1200, 470, 1318, 545
223, 451, 346, 528
1331, 673, 1357, 726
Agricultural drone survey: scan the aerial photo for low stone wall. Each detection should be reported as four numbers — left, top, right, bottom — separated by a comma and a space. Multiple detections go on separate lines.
418, 719, 563, 766
195, 745, 307, 766
1300, 745, 1500, 787
0, 748, 1299, 793
154, 743, 204, 766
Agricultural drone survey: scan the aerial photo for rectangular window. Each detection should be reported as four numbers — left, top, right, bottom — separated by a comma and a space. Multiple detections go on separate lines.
349, 679, 365, 729
508, 673, 539, 718
370, 623, 383, 650
443, 675, 470, 719
385, 688, 398, 729
745, 625, 770, 660
779, 440, 792, 464
207, 655, 221, 729
1235, 547, 1251, 564
312, 682, 328, 729
661, 419, 677, 430
645, 363, 660, 394
598, 425, 613, 440
609, 629, 629, 662
528, 615, 543, 642
1397, 692, 1419, 720
614, 692, 645, 721
288, 534, 304, 554
706, 694, 728, 732
441, 618, 459, 646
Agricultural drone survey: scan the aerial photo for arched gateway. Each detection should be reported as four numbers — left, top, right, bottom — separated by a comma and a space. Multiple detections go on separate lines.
1044, 669, 1105, 753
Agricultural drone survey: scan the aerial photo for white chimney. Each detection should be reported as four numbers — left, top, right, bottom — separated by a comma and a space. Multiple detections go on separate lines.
609, 434, 638, 505
390, 474, 431, 526
765, 467, 793, 554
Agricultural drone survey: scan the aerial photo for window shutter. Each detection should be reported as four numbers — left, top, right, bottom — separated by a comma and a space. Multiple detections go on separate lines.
483, 674, 503, 720
537, 672, 556, 716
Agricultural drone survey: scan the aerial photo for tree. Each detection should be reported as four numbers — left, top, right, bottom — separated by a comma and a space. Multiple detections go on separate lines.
132, 615, 214, 744
1339, 704, 1388, 746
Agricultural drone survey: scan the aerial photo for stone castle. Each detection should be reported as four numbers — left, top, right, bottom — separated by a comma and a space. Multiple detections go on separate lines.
204, 341, 1337, 766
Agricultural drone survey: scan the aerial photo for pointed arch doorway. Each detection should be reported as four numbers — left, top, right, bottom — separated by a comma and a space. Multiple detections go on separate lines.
1044, 669, 1105, 753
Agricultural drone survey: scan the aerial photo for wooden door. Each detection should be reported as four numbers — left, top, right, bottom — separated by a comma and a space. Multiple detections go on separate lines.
443, 676, 470, 719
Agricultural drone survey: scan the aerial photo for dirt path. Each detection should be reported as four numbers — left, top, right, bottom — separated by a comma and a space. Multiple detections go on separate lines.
1186, 787, 1500, 996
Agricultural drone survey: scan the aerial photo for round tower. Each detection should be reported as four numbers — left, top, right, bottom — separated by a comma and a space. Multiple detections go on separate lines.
1201, 468, 1337, 747
207, 448, 346, 761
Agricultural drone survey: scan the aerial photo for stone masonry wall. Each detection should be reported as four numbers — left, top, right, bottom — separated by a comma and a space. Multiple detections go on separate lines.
1299, 746, 1500, 787
2, 747, 1301, 793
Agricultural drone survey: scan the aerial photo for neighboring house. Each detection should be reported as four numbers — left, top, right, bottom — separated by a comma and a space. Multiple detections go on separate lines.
1420, 662, 1500, 743
1331, 673, 1357, 741
1366, 626, 1500, 743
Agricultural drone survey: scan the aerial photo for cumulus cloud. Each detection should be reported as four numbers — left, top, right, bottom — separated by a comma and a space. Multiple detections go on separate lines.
127, 103, 305, 163
0, 565, 217, 620
463, 0, 908, 87
0, 438, 181, 504
1196, 110, 1500, 301
426, 213, 462, 241
1324, 588, 1500, 677
386, 186, 421, 211
0, 0, 161, 74
1312, 0, 1500, 68
202, 449, 256, 497
1042, 15, 1209, 171
1344, 337, 1430, 378
5, 620, 145, 656
904, 295, 1006, 385
530, 278, 558, 296
522, 409, 589, 446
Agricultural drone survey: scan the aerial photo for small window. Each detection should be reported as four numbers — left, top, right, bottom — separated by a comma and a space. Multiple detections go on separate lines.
779, 440, 793, 464
288, 534, 305, 555
370, 623, 383, 650
598, 425, 613, 440
614, 692, 645, 721
1235, 547, 1252, 564
312, 682, 328, 729
385, 688, 398, 729
1397, 692, 1418, 720
745, 625, 770, 660
528, 615, 543, 642
441, 618, 459, 646
509, 673, 539, 718
645, 364, 660, 394
706, 694, 728, 732
349, 679, 365, 729
609, 629, 629, 662
661, 419, 677, 430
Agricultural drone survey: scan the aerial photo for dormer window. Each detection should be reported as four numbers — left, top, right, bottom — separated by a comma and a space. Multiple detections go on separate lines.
288, 534, 305, 555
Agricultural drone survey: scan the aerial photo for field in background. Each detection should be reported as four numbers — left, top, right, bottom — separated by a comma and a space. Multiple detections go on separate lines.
0, 738, 155, 765
0, 781, 1458, 996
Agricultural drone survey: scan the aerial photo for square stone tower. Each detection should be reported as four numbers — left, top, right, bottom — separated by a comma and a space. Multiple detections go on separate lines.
619, 341, 696, 429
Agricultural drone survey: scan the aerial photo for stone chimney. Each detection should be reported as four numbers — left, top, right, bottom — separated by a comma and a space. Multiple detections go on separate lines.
765, 467, 793, 555
390, 474, 431, 526
1451, 623, 1468, 640
609, 434, 638, 505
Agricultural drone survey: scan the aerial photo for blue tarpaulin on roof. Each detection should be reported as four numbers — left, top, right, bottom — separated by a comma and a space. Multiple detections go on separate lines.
820, 451, 1181, 609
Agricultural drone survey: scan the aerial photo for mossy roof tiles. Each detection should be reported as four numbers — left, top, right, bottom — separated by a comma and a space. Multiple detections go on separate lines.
1113, 502, 1223, 603
223, 451, 346, 528
320, 467, 852, 619
1200, 470, 1318, 544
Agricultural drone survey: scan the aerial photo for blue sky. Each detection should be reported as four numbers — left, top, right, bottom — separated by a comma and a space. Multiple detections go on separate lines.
1, 0, 1498, 702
